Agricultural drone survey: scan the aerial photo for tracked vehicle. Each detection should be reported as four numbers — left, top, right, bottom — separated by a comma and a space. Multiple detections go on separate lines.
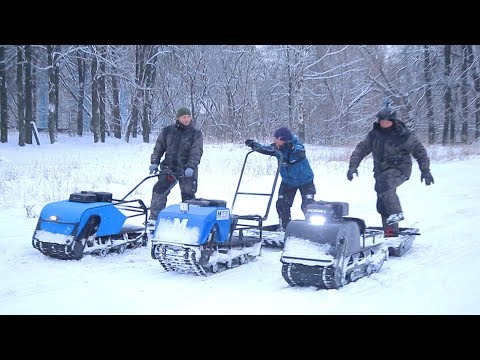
280, 200, 419, 289
150, 150, 283, 275
32, 174, 163, 260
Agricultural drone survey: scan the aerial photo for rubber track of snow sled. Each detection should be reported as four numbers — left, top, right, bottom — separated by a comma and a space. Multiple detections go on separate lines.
281, 244, 388, 289
152, 243, 258, 276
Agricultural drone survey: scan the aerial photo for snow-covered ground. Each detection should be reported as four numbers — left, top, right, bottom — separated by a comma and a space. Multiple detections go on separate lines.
1, 132, 479, 315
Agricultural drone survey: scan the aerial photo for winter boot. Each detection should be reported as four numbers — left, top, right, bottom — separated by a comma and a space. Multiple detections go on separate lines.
386, 212, 404, 225
146, 219, 156, 232
277, 218, 290, 232
384, 223, 399, 237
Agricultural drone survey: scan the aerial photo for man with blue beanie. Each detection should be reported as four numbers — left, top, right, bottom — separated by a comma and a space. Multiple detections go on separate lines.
245, 127, 316, 230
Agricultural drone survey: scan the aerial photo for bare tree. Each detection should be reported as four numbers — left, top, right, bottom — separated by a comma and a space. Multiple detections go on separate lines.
24, 45, 33, 144
109, 46, 122, 139
125, 45, 144, 142
295, 47, 307, 142
76, 49, 86, 136
4, 44, 480, 147
0, 46, 8, 143
142, 45, 158, 143
442, 45, 454, 145
31, 47, 37, 138
47, 45, 60, 144
91, 51, 100, 143
467, 45, 480, 141
98, 46, 107, 142
423, 45, 436, 144
17, 46, 25, 146
460, 45, 469, 144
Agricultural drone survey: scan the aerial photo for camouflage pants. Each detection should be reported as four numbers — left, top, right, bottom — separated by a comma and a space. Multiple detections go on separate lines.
374, 168, 408, 218
149, 174, 197, 220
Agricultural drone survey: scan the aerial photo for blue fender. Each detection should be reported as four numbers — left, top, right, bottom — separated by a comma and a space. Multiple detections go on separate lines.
37, 200, 126, 237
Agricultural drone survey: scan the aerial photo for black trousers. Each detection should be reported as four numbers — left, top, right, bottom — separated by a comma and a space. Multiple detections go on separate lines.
276, 181, 316, 229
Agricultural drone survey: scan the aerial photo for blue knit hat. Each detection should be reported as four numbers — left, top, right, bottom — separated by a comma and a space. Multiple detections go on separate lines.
274, 127, 292, 141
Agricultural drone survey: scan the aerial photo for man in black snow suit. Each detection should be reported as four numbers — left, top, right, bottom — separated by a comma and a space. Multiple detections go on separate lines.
245, 127, 316, 231
147, 107, 203, 226
346, 104, 434, 236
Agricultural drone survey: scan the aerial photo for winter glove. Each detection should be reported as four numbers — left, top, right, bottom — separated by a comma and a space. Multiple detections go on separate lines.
245, 139, 255, 148
184, 167, 194, 177
149, 163, 159, 174
421, 170, 434, 186
347, 166, 358, 181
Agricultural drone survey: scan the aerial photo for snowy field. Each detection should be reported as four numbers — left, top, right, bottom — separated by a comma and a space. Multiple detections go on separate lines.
1, 132, 480, 315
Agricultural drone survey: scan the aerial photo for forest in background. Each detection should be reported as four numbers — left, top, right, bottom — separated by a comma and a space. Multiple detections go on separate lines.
0, 45, 479, 146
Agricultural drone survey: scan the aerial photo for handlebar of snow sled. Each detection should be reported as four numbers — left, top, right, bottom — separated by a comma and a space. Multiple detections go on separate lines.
231, 149, 282, 221
120, 172, 180, 201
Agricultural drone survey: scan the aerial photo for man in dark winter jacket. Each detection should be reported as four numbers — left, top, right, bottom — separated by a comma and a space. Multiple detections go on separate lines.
148, 107, 203, 225
245, 127, 316, 230
346, 105, 434, 236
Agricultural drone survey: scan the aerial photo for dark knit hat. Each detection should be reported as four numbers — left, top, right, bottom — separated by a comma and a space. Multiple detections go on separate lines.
376, 106, 397, 121
176, 107, 191, 118
274, 127, 292, 141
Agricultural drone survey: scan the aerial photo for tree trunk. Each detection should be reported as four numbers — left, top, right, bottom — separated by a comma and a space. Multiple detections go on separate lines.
126, 45, 143, 141
296, 47, 306, 142
17, 46, 25, 147
0, 46, 8, 143
53, 47, 60, 131
47, 45, 58, 144
286, 48, 294, 129
111, 73, 121, 138
461, 45, 469, 144
91, 54, 100, 143
142, 45, 158, 143
423, 45, 436, 144
128, 89, 140, 142
24, 45, 33, 144
442, 45, 453, 145
99, 47, 106, 142
111, 48, 121, 139
76, 50, 85, 136
467, 45, 480, 141
31, 50, 37, 135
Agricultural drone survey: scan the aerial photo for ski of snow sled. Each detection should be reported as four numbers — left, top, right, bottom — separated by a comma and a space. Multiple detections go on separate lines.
32, 174, 160, 260
365, 226, 419, 257
150, 150, 283, 276
242, 225, 285, 247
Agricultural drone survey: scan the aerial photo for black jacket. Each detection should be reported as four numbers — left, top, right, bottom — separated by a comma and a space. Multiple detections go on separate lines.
349, 121, 430, 179
150, 121, 203, 178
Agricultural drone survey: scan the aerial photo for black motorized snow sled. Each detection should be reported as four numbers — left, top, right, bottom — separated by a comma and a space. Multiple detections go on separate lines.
280, 200, 419, 289
32, 174, 161, 260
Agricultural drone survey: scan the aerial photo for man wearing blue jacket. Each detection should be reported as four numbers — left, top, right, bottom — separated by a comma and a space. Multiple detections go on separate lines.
245, 127, 316, 230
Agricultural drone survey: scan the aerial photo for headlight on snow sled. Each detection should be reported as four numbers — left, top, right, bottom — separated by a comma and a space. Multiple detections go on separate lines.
49, 215, 59, 222
309, 215, 326, 225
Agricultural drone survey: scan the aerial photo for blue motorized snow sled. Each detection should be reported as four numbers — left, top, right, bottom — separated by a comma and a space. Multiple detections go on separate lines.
150, 150, 282, 275
32, 174, 163, 260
